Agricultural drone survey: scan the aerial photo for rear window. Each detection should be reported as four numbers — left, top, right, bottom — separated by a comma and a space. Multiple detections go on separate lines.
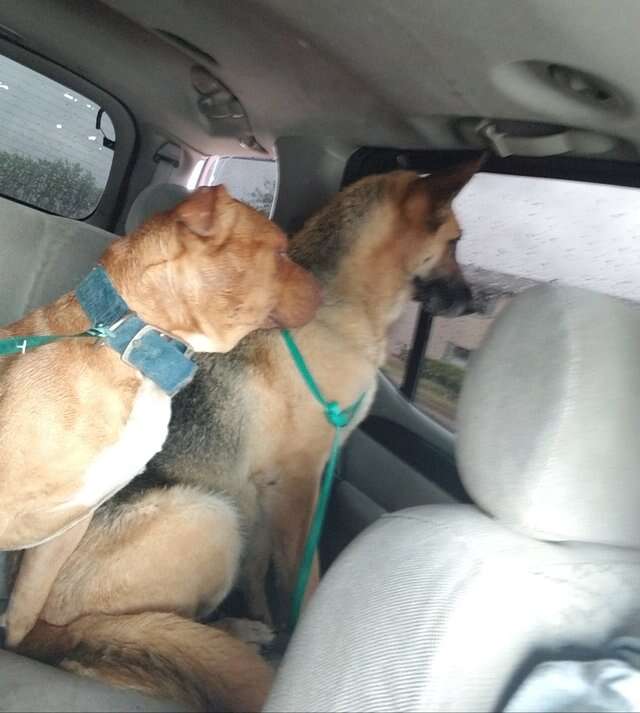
0, 54, 115, 219
199, 156, 277, 216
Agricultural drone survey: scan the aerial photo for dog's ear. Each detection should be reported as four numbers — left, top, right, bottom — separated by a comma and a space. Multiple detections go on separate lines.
423, 155, 485, 208
175, 184, 231, 238
405, 155, 484, 215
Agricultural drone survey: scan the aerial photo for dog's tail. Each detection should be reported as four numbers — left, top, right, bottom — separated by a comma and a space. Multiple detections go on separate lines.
17, 612, 273, 712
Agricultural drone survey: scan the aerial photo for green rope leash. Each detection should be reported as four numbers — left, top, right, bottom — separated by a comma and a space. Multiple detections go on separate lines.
0, 325, 113, 356
281, 328, 366, 629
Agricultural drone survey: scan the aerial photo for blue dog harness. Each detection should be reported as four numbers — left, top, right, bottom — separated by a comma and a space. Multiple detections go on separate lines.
0, 265, 197, 397
75, 266, 197, 396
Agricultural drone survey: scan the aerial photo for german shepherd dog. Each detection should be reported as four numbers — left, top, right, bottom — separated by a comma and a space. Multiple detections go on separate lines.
14, 159, 482, 711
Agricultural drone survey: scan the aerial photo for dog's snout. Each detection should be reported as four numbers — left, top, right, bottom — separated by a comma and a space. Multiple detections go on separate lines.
413, 277, 474, 317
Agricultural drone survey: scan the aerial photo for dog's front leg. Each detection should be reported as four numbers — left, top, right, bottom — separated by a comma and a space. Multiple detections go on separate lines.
267, 461, 324, 625
243, 523, 274, 626
5, 515, 92, 648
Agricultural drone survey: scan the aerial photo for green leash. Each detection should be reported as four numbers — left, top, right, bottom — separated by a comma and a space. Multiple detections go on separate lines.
0, 325, 113, 357
281, 328, 366, 629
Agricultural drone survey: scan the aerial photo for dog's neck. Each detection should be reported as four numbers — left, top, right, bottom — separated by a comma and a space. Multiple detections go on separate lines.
306, 275, 413, 368
288, 185, 413, 364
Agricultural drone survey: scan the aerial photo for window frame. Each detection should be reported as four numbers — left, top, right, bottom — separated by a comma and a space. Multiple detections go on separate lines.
0, 37, 136, 230
399, 309, 432, 401
344, 147, 640, 192
343, 146, 640, 412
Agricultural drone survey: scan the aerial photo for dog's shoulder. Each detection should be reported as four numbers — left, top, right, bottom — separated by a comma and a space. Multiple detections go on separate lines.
144, 333, 273, 487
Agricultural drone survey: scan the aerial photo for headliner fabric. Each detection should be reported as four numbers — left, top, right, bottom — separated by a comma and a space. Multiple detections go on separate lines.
124, 183, 189, 235
456, 285, 640, 548
0, 649, 189, 712
266, 506, 640, 713
0, 196, 115, 327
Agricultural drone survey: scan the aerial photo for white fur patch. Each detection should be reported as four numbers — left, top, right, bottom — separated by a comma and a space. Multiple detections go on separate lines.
180, 331, 224, 352
63, 379, 171, 510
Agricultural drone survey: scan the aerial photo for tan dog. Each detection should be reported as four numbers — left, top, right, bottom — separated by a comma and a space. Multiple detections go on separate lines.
1, 184, 321, 649
12, 160, 481, 711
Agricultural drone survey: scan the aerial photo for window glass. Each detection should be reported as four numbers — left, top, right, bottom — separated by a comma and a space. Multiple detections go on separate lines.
201, 156, 277, 216
0, 54, 115, 219
384, 172, 640, 430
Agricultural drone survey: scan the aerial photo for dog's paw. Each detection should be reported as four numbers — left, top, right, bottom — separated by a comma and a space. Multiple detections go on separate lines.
214, 617, 275, 652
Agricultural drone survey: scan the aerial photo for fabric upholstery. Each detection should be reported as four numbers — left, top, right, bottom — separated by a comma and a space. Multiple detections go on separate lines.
267, 285, 640, 712
0, 649, 188, 712
0, 197, 116, 607
124, 183, 189, 234
0, 197, 155, 705
504, 642, 640, 712
0, 196, 115, 328
266, 506, 640, 712
457, 285, 640, 547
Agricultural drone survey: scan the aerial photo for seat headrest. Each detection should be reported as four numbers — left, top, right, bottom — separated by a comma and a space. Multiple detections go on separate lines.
124, 183, 190, 234
457, 285, 640, 548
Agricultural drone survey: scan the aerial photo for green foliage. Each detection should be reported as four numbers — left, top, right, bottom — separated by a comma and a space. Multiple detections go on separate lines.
420, 358, 465, 396
0, 151, 101, 218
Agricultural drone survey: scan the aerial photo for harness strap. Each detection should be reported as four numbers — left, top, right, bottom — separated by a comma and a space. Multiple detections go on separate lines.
0, 266, 197, 396
0, 326, 111, 356
281, 328, 366, 628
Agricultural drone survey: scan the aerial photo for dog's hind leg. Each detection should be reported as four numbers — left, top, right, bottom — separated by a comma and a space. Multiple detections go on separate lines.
40, 485, 244, 626
5, 514, 92, 649
16, 487, 272, 712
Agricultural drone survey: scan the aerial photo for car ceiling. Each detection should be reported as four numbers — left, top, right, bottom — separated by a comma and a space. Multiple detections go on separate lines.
2, 1, 640, 160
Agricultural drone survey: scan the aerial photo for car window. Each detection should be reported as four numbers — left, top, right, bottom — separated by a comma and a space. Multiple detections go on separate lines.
0, 54, 115, 219
385, 172, 640, 431
199, 156, 277, 216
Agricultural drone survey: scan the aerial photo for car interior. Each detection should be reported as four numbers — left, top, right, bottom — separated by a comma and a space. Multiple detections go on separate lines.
1, 1, 640, 711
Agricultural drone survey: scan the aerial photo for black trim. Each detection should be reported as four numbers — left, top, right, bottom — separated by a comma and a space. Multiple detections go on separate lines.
359, 415, 471, 503
401, 309, 432, 400
343, 147, 640, 190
